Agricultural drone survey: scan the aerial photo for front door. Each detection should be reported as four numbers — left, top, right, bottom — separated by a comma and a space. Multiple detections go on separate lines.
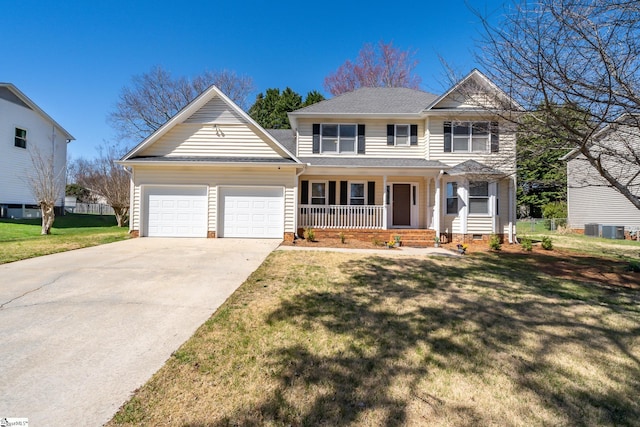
393, 184, 411, 226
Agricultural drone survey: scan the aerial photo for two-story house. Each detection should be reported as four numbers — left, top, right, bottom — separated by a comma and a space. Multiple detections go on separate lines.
0, 83, 74, 218
120, 70, 518, 245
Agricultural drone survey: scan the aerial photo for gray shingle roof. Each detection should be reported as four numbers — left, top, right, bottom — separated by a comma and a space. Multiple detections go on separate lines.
266, 129, 296, 154
298, 157, 446, 168
291, 87, 438, 115
446, 160, 504, 176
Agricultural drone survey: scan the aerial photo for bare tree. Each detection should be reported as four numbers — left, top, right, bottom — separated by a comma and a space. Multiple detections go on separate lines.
74, 143, 130, 227
108, 66, 254, 142
27, 148, 65, 234
473, 0, 640, 210
324, 40, 422, 96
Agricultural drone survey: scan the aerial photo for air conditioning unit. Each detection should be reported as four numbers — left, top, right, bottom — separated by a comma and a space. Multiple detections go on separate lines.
584, 223, 600, 237
601, 225, 625, 239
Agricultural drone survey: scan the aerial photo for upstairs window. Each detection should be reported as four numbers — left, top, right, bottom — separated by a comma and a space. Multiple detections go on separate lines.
15, 128, 27, 149
469, 181, 489, 214
446, 182, 458, 214
444, 121, 499, 152
387, 124, 418, 146
321, 124, 356, 153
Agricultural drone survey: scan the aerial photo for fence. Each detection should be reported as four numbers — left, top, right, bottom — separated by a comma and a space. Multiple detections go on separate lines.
516, 218, 568, 233
66, 203, 115, 215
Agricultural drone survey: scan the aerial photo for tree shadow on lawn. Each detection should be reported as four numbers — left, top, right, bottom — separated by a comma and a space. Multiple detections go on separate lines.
202, 252, 640, 426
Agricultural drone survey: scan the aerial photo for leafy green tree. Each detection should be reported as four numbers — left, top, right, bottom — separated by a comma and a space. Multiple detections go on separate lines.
249, 88, 324, 129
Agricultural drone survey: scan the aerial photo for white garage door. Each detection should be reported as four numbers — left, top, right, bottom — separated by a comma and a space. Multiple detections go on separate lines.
220, 187, 284, 238
146, 187, 208, 237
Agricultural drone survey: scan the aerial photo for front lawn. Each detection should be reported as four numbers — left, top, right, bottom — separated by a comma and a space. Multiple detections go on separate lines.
108, 249, 640, 426
0, 213, 129, 264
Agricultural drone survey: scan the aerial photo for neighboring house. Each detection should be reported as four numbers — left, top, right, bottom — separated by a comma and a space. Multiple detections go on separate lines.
120, 70, 519, 244
563, 115, 640, 232
0, 83, 74, 218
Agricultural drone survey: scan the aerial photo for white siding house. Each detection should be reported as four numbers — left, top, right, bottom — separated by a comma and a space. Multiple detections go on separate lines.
0, 84, 74, 218
120, 70, 520, 245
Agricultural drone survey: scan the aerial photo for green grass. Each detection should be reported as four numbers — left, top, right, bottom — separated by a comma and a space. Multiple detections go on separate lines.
0, 213, 129, 264
108, 249, 640, 426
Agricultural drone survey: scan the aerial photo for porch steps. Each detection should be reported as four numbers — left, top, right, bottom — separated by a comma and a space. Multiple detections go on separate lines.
305, 229, 437, 248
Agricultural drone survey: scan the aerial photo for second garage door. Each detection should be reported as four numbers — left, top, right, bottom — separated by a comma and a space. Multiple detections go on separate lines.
220, 187, 284, 238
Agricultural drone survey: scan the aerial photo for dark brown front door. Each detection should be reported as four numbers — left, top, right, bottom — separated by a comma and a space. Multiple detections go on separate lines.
393, 184, 411, 226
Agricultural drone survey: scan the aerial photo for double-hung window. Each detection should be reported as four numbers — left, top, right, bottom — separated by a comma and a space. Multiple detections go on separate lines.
321, 124, 356, 153
451, 121, 490, 152
395, 125, 409, 145
446, 182, 458, 214
469, 181, 489, 214
311, 182, 326, 205
15, 128, 27, 149
349, 183, 365, 205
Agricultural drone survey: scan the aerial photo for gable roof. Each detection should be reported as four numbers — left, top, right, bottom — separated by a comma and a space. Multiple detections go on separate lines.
426, 69, 524, 112
288, 87, 438, 129
446, 159, 504, 176
121, 85, 300, 163
266, 129, 296, 154
0, 83, 75, 141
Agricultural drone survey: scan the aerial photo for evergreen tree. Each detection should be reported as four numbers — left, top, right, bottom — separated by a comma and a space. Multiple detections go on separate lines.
249, 88, 324, 129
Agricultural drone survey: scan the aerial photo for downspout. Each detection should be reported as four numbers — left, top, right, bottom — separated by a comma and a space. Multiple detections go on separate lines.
508, 176, 515, 243
293, 164, 307, 239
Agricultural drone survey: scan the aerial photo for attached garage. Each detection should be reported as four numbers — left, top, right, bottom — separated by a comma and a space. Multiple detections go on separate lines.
219, 187, 284, 238
144, 186, 208, 237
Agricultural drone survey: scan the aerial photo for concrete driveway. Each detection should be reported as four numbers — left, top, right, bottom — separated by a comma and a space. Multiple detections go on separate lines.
0, 237, 279, 426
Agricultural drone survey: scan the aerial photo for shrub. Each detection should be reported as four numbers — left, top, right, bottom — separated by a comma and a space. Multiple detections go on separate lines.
627, 260, 640, 273
488, 234, 501, 251
542, 201, 567, 230
541, 236, 554, 250
304, 227, 315, 242
339, 232, 346, 244
520, 236, 533, 251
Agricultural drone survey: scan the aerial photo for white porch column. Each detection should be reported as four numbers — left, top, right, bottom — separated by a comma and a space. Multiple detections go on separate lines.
382, 175, 388, 229
508, 176, 515, 243
434, 171, 443, 237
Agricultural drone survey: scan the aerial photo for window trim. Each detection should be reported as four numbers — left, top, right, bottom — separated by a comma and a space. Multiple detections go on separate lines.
14, 127, 27, 149
449, 121, 490, 153
446, 182, 458, 215
348, 182, 366, 205
320, 123, 357, 154
394, 124, 410, 146
310, 181, 328, 205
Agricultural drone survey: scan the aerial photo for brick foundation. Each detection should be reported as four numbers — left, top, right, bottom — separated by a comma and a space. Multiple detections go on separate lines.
283, 232, 295, 243
207, 231, 216, 238
297, 228, 437, 247
130, 230, 140, 238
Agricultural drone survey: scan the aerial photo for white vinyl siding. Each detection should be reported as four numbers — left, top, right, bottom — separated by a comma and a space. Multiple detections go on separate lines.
0, 97, 68, 206
298, 119, 424, 158
130, 166, 297, 236
137, 123, 283, 158
183, 96, 244, 124
467, 216, 493, 234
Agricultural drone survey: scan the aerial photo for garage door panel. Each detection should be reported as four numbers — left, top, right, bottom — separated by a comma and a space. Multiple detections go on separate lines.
220, 187, 284, 238
146, 187, 208, 237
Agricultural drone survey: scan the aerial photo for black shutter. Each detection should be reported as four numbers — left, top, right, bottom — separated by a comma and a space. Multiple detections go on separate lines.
301, 180, 309, 204
312, 124, 320, 154
387, 124, 395, 145
444, 121, 452, 152
410, 124, 418, 145
340, 181, 348, 205
328, 181, 336, 205
490, 121, 499, 152
357, 124, 366, 154
367, 181, 375, 205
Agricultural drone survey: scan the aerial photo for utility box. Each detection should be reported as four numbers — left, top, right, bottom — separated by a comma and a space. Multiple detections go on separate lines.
584, 223, 600, 237
601, 225, 625, 239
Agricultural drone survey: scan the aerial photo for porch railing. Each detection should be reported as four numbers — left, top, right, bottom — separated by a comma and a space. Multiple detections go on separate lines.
298, 204, 385, 229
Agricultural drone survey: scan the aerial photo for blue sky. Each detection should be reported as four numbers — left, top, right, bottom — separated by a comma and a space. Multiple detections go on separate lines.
1, 0, 506, 159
